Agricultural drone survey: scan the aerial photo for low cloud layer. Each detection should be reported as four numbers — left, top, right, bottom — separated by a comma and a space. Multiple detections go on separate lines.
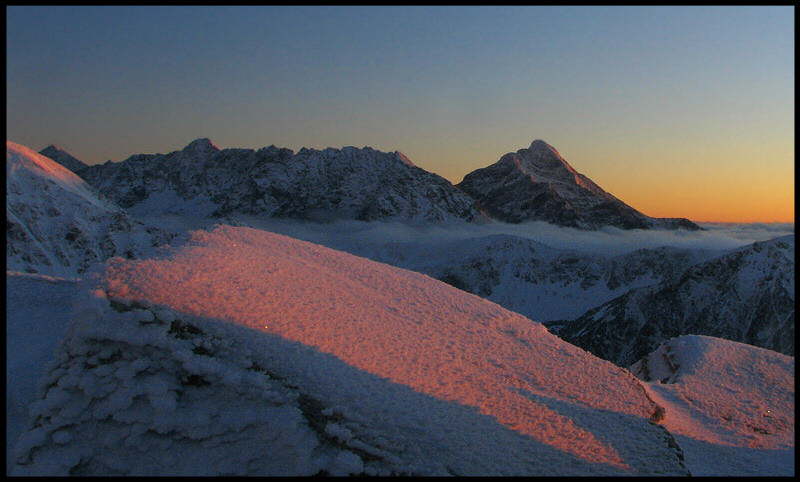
247, 217, 794, 257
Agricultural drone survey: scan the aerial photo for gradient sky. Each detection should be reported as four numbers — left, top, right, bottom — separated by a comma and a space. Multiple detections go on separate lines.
6, 6, 794, 223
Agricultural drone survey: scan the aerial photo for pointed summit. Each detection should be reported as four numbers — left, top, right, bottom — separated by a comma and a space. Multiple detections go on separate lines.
526, 140, 564, 161
181, 138, 220, 157
393, 150, 415, 167
506, 140, 587, 186
456, 140, 701, 230
39, 145, 89, 174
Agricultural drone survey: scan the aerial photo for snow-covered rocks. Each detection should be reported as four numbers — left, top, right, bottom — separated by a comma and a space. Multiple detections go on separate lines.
630, 335, 794, 476
550, 235, 795, 366
6, 141, 171, 277
9, 225, 689, 476
75, 139, 486, 224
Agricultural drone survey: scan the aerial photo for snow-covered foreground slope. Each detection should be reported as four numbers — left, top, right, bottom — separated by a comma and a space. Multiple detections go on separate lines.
9, 225, 689, 476
6, 272, 81, 475
6, 142, 170, 277
630, 336, 794, 476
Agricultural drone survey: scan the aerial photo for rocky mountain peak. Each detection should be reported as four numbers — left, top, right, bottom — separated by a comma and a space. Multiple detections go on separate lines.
457, 140, 701, 230
39, 145, 89, 174
526, 140, 564, 161
40, 144, 65, 155
394, 150, 415, 167
181, 138, 220, 157
509, 140, 580, 180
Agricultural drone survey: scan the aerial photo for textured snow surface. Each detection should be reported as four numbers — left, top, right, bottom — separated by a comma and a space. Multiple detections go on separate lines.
9, 225, 688, 476
239, 217, 714, 322
630, 335, 794, 476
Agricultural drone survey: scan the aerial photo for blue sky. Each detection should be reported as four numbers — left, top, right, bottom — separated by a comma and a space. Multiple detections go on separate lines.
6, 6, 794, 222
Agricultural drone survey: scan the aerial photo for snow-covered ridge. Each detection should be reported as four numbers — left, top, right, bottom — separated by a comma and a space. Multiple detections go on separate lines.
630, 335, 794, 476
6, 141, 171, 277
69, 139, 485, 224
9, 142, 106, 207
550, 234, 795, 366
10, 224, 688, 476
252, 221, 715, 322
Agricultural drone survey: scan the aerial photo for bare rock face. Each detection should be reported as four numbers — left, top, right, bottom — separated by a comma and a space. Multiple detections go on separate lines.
457, 140, 700, 230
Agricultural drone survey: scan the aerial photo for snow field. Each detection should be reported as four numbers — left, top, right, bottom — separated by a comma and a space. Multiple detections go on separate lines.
10, 225, 689, 475
630, 335, 794, 476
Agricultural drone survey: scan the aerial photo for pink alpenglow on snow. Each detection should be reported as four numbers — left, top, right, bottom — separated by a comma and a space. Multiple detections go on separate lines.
630, 335, 794, 476
97, 225, 681, 473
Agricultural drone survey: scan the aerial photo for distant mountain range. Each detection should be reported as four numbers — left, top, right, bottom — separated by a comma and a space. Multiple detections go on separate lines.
50, 139, 486, 224
39, 138, 700, 230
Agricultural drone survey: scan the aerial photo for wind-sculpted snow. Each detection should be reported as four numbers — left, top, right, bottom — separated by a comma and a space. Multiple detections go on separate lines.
630, 335, 794, 476
550, 235, 795, 366
6, 142, 171, 277
10, 225, 688, 476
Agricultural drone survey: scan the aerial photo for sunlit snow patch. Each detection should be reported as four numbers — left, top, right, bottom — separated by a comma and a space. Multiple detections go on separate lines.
631, 335, 794, 476
11, 225, 688, 475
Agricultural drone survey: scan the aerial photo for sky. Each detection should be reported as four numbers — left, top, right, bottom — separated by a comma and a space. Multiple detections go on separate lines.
6, 6, 794, 223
